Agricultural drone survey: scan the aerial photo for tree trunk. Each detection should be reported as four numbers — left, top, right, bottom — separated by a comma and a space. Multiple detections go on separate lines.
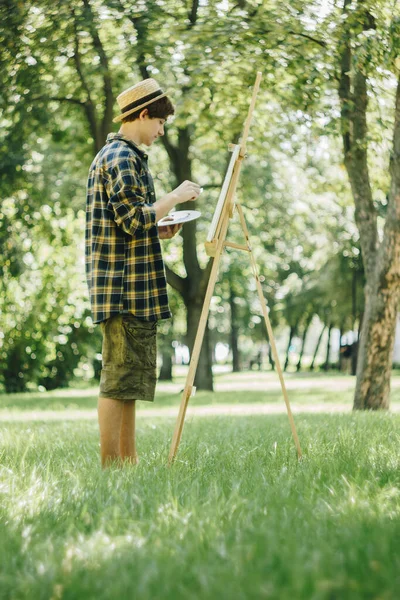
353, 281, 399, 409
296, 316, 312, 372
323, 324, 333, 371
351, 311, 363, 377
159, 348, 173, 380
268, 343, 275, 371
130, 19, 214, 391
229, 280, 241, 372
310, 324, 326, 371
339, 2, 400, 408
162, 130, 214, 390
186, 298, 214, 391
284, 325, 297, 372
338, 326, 345, 372
351, 341, 359, 377
347, 268, 359, 376
353, 76, 400, 406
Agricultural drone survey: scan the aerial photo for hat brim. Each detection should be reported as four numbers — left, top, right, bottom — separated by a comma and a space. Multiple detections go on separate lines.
113, 92, 169, 123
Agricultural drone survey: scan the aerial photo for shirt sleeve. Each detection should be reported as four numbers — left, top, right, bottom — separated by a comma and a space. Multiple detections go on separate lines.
105, 157, 156, 235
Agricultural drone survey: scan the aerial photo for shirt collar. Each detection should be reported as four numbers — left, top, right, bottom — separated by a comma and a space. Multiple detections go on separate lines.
106, 133, 148, 160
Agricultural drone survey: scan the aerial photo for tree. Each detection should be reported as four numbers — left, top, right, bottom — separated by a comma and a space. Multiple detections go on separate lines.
3, 0, 398, 397
230, 0, 400, 402
338, 0, 400, 408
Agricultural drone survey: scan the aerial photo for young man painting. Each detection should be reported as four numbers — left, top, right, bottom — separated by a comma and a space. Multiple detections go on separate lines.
85, 78, 200, 467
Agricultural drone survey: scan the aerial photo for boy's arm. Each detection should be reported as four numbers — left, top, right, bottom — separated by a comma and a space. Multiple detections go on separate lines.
153, 180, 202, 221
107, 157, 202, 233
106, 157, 156, 235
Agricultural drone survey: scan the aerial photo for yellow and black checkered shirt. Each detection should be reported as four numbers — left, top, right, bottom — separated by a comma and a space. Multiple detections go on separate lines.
85, 133, 171, 323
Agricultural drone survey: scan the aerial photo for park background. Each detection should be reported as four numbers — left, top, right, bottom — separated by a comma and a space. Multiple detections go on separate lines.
0, 0, 399, 402
1, 0, 400, 599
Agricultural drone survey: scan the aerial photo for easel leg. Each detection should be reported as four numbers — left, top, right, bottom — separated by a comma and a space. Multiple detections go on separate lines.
168, 210, 232, 464
236, 203, 302, 459
168, 71, 301, 463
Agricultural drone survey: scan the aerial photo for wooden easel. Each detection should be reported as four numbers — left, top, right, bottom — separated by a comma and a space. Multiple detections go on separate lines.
168, 72, 302, 464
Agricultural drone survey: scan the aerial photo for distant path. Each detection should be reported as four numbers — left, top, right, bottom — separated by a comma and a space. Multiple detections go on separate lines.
1, 402, 399, 422
6, 374, 398, 401
159, 373, 400, 394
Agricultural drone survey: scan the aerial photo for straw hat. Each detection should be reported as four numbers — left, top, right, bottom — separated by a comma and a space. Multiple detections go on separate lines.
113, 78, 168, 123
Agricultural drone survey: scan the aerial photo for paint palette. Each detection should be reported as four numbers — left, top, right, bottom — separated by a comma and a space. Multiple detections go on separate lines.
158, 210, 201, 226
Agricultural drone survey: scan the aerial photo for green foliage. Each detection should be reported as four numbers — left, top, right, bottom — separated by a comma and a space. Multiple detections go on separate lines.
0, 202, 100, 392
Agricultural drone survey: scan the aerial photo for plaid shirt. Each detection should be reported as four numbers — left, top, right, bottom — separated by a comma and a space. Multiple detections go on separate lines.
85, 133, 171, 323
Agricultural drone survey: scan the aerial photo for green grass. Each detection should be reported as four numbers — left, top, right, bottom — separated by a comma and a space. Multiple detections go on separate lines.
1, 411, 400, 599
1, 370, 399, 412
0, 388, 349, 411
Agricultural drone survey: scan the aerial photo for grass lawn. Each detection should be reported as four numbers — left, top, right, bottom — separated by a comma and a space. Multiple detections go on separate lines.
0, 381, 400, 598
1, 370, 400, 412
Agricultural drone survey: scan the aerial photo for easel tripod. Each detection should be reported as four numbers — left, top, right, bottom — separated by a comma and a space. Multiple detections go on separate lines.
168, 72, 302, 464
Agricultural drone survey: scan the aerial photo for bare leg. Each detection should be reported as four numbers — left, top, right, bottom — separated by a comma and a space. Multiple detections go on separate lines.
98, 396, 124, 468
120, 400, 138, 464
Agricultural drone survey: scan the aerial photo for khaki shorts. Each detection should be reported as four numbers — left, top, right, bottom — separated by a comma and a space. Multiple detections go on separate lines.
99, 314, 157, 402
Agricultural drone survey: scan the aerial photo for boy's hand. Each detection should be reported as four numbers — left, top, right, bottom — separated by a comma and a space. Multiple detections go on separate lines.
171, 180, 202, 204
158, 223, 182, 239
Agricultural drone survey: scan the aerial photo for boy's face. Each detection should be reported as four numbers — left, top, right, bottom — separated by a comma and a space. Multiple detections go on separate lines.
141, 112, 166, 146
